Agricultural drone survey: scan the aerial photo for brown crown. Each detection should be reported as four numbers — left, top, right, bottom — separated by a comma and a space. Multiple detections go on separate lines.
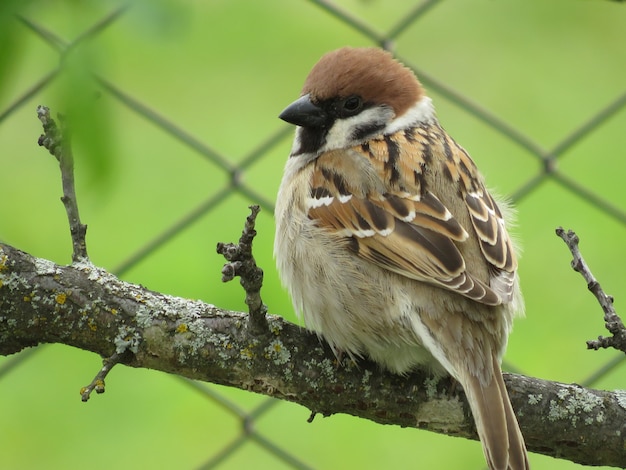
302, 47, 423, 118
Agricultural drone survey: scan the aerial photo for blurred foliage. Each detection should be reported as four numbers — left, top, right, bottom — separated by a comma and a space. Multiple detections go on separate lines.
1, 0, 626, 469
0, 1, 31, 103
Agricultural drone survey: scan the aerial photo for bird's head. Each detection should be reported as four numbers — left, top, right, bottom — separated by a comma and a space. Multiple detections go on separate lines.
279, 47, 431, 156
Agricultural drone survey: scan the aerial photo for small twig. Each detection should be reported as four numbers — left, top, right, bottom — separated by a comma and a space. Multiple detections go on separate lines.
556, 227, 626, 353
217, 205, 268, 334
79, 352, 124, 402
37, 105, 89, 263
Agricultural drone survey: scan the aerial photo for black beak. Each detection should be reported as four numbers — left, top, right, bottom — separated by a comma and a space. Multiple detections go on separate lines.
279, 94, 328, 128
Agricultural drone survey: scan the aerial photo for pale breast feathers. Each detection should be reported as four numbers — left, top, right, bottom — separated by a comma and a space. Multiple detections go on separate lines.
305, 124, 517, 306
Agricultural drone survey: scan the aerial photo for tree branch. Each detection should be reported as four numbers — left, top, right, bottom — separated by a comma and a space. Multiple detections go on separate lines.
37, 105, 88, 263
217, 204, 268, 335
556, 227, 626, 354
0, 242, 625, 467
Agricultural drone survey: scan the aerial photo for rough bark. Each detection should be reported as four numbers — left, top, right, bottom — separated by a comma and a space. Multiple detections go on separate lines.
1, 242, 624, 467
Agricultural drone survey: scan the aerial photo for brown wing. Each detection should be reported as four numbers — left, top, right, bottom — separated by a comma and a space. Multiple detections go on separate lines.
440, 129, 518, 302
306, 125, 517, 306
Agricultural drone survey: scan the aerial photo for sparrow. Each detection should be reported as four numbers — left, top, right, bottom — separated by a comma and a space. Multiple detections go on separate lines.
274, 47, 528, 470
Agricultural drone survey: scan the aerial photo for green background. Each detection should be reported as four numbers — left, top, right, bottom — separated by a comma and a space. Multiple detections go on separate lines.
1, 0, 626, 468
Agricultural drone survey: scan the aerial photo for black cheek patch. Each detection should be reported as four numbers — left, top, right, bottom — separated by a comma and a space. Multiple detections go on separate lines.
352, 122, 386, 142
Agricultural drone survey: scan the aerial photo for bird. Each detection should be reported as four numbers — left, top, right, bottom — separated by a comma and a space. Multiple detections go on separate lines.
274, 46, 528, 470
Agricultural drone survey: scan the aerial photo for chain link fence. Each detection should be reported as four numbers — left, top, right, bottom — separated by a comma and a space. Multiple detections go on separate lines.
1, 1, 625, 469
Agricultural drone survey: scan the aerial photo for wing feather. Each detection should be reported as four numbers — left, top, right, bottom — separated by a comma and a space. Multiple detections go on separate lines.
306, 126, 517, 306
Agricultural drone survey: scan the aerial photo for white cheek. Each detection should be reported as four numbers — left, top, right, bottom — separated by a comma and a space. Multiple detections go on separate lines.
321, 107, 393, 152
384, 96, 436, 134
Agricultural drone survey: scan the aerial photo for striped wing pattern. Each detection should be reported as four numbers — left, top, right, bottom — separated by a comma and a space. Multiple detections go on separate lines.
306, 124, 517, 306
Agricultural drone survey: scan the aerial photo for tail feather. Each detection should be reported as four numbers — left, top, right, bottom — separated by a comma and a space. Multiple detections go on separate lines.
462, 358, 529, 470
493, 357, 529, 470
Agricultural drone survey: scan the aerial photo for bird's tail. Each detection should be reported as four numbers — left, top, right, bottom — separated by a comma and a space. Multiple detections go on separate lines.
462, 356, 529, 470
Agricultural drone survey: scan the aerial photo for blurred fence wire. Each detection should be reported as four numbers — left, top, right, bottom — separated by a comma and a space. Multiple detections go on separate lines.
2, 1, 626, 468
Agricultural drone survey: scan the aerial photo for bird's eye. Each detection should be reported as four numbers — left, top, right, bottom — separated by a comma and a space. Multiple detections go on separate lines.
340, 96, 363, 116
